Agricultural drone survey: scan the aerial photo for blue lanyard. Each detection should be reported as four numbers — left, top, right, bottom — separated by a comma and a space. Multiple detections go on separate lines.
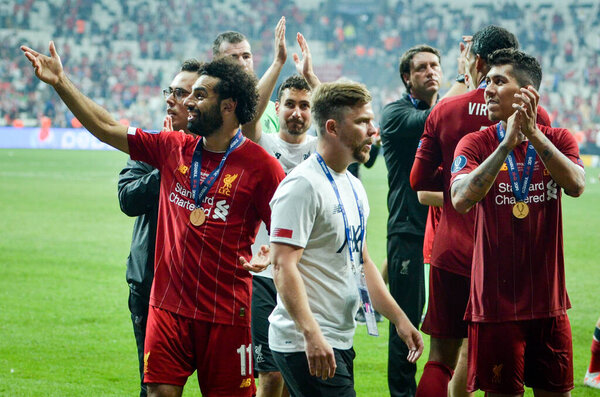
496, 123, 537, 202
407, 94, 420, 109
315, 153, 364, 268
190, 129, 243, 208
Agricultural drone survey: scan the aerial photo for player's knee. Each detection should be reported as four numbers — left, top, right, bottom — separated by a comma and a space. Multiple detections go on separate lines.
147, 383, 183, 397
257, 371, 284, 393
428, 337, 464, 368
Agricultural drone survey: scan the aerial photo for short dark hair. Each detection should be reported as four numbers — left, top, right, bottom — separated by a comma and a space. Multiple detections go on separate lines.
212, 31, 248, 56
471, 25, 519, 62
180, 58, 203, 74
199, 58, 259, 125
487, 48, 542, 90
276, 75, 311, 102
311, 81, 371, 136
398, 45, 441, 90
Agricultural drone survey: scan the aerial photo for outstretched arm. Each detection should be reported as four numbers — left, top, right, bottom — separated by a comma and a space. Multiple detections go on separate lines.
21, 41, 129, 153
293, 33, 320, 89
271, 242, 337, 380
243, 16, 287, 142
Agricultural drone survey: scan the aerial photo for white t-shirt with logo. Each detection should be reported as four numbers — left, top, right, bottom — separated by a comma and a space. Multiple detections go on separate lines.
251, 133, 318, 279
268, 154, 370, 352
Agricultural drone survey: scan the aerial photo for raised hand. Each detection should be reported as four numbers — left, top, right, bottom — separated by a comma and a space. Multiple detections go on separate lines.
239, 245, 271, 273
512, 85, 540, 138
21, 41, 64, 86
457, 36, 472, 76
273, 16, 287, 64
293, 33, 320, 88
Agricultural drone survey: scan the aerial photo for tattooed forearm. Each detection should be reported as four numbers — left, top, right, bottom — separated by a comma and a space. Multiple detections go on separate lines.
541, 148, 554, 161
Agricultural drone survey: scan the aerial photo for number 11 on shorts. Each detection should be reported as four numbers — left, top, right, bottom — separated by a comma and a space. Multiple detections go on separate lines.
236, 343, 253, 376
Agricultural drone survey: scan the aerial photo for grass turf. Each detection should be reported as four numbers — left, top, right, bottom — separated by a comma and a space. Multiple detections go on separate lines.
0, 148, 598, 396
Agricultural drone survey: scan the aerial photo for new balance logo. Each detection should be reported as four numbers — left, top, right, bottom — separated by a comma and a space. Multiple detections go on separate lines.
212, 200, 230, 221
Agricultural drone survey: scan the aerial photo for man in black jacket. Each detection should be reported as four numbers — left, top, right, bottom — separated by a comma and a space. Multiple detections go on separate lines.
117, 59, 201, 397
381, 45, 447, 397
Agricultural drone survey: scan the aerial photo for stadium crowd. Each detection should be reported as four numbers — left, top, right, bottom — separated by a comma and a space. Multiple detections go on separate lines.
2, 0, 600, 153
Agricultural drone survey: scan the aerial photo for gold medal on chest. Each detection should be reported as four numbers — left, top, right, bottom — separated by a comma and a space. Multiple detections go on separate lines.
190, 208, 206, 226
512, 201, 529, 219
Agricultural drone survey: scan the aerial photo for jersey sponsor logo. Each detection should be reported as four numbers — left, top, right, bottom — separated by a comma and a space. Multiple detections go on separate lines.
336, 225, 363, 254
273, 228, 293, 238
218, 173, 238, 196
212, 200, 230, 221
177, 164, 189, 175
546, 180, 558, 200
143, 352, 150, 374
492, 363, 503, 384
468, 102, 487, 116
495, 181, 552, 206
451, 155, 467, 173
239, 378, 253, 388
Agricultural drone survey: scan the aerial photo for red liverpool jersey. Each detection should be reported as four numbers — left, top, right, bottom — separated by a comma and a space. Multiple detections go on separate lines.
415, 88, 551, 276
450, 124, 583, 322
127, 128, 285, 326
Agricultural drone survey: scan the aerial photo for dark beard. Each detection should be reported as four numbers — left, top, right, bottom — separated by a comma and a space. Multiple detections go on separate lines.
187, 104, 223, 136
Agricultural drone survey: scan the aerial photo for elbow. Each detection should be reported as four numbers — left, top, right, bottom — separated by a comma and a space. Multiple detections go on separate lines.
565, 182, 585, 198
450, 190, 472, 214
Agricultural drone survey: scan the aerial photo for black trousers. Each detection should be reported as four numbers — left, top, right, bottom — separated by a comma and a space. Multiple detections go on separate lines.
129, 289, 150, 397
387, 233, 425, 397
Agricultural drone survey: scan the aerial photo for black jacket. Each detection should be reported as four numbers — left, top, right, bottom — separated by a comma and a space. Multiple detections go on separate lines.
118, 159, 160, 301
381, 93, 432, 237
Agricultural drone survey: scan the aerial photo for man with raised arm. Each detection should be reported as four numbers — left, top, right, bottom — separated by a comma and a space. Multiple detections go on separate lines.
118, 59, 202, 397
267, 81, 423, 397
242, 30, 320, 397
22, 42, 285, 397
450, 48, 584, 397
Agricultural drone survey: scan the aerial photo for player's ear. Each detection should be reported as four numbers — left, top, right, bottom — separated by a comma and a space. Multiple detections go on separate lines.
275, 101, 280, 115
475, 54, 485, 73
402, 73, 411, 90
325, 119, 338, 137
220, 98, 236, 115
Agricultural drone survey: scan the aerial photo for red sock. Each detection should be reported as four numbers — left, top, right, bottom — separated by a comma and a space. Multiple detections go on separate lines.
416, 361, 454, 397
589, 338, 600, 373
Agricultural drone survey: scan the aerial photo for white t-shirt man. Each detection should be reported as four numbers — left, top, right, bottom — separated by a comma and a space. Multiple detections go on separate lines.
268, 153, 370, 352
251, 133, 318, 278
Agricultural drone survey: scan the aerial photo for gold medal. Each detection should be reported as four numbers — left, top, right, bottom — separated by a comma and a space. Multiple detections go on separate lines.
189, 208, 206, 226
512, 201, 529, 219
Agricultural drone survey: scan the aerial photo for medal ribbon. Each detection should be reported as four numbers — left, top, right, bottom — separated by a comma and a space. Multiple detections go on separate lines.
316, 153, 378, 336
496, 122, 537, 202
190, 129, 243, 208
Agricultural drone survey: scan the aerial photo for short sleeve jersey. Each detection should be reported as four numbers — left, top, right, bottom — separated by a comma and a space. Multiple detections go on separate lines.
127, 128, 285, 326
268, 154, 370, 352
450, 124, 583, 322
251, 133, 318, 279
416, 87, 552, 276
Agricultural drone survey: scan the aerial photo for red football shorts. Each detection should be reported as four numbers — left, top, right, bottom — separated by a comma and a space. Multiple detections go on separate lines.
421, 266, 469, 338
144, 305, 256, 396
467, 315, 574, 394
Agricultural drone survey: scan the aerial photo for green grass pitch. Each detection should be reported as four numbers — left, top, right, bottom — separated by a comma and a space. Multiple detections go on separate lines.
0, 149, 598, 396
